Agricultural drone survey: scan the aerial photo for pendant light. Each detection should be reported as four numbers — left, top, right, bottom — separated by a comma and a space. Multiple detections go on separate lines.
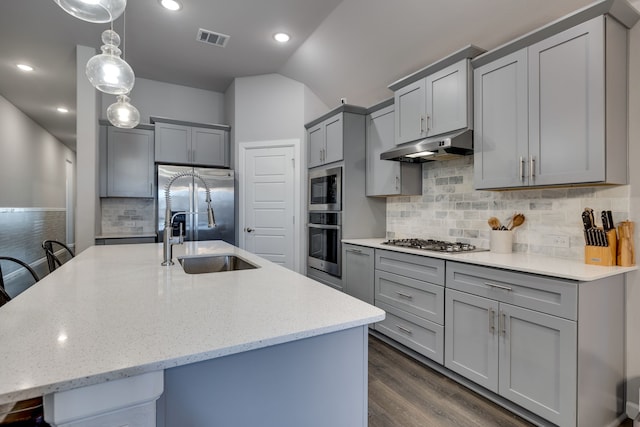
85, 29, 135, 95
52, 0, 126, 23
107, 94, 140, 128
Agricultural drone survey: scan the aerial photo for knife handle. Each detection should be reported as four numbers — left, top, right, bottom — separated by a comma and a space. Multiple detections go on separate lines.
602, 211, 610, 231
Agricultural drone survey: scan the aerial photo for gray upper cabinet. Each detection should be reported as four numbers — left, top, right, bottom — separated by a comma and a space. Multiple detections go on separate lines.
425, 60, 471, 137
154, 120, 229, 168
473, 50, 529, 189
394, 80, 426, 145
474, 15, 629, 189
307, 113, 343, 167
366, 103, 421, 197
392, 54, 477, 146
102, 126, 155, 198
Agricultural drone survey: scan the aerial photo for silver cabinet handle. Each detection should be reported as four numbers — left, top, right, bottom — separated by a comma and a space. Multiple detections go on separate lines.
484, 282, 512, 292
396, 324, 413, 335
396, 291, 413, 300
419, 115, 424, 133
150, 182, 153, 195
530, 157, 536, 180
489, 307, 496, 333
519, 157, 525, 182
426, 114, 431, 132
244, 227, 254, 233
346, 248, 362, 254
395, 176, 400, 190
500, 311, 507, 337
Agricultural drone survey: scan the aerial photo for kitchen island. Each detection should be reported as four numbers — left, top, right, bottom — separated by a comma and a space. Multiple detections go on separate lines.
0, 241, 384, 426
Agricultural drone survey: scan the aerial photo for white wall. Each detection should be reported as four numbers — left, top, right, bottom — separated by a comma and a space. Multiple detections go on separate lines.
101, 78, 225, 125
0, 95, 74, 208
626, 8, 640, 416
226, 73, 328, 273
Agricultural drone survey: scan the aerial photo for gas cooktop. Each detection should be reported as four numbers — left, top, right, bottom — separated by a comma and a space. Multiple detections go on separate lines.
382, 239, 487, 253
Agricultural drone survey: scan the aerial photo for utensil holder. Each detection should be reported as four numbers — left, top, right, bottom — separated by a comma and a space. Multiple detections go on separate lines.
490, 230, 513, 253
584, 229, 617, 266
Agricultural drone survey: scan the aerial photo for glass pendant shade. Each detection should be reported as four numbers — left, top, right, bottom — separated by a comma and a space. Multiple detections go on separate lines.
53, 0, 126, 23
86, 30, 135, 95
107, 95, 140, 128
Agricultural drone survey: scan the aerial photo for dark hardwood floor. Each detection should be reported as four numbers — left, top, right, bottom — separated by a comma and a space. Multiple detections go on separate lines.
368, 335, 634, 427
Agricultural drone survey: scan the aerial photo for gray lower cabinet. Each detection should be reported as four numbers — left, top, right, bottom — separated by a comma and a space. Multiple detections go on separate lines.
473, 15, 629, 189
445, 261, 624, 427
101, 126, 155, 198
154, 121, 229, 168
342, 244, 374, 305
366, 103, 421, 196
374, 249, 445, 364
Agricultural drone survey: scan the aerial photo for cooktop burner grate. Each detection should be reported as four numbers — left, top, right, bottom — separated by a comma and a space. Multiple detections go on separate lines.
382, 238, 487, 253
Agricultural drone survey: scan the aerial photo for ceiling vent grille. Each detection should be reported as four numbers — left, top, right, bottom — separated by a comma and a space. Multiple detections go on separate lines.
196, 28, 230, 47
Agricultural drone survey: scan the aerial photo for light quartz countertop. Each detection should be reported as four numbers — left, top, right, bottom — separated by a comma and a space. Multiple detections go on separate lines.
343, 238, 637, 281
0, 241, 384, 405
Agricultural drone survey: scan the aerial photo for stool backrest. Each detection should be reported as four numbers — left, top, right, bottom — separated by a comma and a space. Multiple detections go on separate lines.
42, 240, 75, 273
0, 256, 40, 308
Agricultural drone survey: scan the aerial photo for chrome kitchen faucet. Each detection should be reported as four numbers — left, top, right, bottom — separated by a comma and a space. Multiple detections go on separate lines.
162, 171, 216, 266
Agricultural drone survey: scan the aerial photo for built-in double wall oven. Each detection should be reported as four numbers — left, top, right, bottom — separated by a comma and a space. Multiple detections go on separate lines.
308, 167, 342, 277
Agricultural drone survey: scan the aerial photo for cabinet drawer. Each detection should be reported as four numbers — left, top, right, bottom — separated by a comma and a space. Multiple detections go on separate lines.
446, 262, 577, 320
375, 270, 444, 324
376, 301, 444, 364
375, 249, 445, 285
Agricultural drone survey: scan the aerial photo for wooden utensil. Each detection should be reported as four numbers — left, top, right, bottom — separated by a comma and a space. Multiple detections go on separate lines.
488, 217, 502, 230
509, 213, 525, 231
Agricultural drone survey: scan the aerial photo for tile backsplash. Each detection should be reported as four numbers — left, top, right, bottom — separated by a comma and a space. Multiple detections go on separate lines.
100, 198, 156, 235
386, 156, 630, 260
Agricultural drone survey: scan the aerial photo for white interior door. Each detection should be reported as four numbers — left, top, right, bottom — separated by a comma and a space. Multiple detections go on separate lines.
239, 142, 298, 270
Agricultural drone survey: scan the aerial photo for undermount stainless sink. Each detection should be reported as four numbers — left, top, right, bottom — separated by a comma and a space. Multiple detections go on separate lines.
177, 254, 259, 274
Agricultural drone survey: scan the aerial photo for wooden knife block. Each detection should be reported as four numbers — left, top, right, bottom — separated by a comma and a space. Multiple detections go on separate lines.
617, 221, 635, 267
584, 229, 617, 266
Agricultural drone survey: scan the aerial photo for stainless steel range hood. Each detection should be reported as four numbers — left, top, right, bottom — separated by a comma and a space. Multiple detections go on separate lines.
380, 129, 473, 163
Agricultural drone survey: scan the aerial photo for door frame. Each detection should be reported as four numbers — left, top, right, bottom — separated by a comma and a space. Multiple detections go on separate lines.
237, 139, 302, 273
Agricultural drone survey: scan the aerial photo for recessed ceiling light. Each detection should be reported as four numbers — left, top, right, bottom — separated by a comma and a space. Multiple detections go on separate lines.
273, 33, 291, 43
17, 64, 34, 72
57, 107, 69, 113
160, 0, 182, 11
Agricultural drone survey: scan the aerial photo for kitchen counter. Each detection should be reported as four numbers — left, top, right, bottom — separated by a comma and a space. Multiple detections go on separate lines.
343, 238, 637, 281
95, 233, 157, 239
0, 241, 384, 406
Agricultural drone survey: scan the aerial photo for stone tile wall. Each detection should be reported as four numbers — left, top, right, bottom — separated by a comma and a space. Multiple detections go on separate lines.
386, 156, 630, 260
100, 198, 156, 235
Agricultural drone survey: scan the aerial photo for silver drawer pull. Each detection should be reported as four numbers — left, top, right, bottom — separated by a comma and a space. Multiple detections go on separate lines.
346, 249, 362, 254
396, 324, 413, 335
485, 282, 512, 291
488, 307, 496, 333
396, 291, 414, 300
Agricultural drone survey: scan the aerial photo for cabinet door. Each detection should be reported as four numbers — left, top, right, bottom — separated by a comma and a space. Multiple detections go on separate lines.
323, 114, 343, 164
426, 59, 469, 137
474, 50, 529, 189
192, 128, 228, 167
307, 123, 324, 168
528, 16, 605, 186
343, 244, 374, 305
499, 303, 576, 427
366, 106, 401, 196
106, 127, 154, 197
444, 289, 499, 392
395, 79, 426, 145
155, 122, 191, 164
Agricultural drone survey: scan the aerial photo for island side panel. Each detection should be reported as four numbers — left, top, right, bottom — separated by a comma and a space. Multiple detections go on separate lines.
159, 326, 369, 427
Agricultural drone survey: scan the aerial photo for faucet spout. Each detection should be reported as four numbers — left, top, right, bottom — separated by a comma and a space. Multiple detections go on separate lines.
162, 171, 216, 266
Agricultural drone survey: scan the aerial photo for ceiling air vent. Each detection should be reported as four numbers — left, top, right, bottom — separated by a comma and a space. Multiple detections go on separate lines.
196, 28, 230, 47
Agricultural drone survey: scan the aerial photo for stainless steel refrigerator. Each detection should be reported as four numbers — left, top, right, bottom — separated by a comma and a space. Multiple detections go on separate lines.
157, 165, 235, 244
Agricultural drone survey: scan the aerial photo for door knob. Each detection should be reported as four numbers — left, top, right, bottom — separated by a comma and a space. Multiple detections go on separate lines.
245, 227, 254, 233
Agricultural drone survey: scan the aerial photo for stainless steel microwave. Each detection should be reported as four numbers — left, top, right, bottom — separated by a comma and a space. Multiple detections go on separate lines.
308, 166, 342, 211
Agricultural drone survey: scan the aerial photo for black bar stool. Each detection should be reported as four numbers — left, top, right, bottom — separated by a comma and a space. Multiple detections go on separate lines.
0, 256, 40, 308
41, 240, 75, 273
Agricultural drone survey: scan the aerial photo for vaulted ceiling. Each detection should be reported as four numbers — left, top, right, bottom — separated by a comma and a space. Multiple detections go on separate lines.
2, 0, 625, 150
